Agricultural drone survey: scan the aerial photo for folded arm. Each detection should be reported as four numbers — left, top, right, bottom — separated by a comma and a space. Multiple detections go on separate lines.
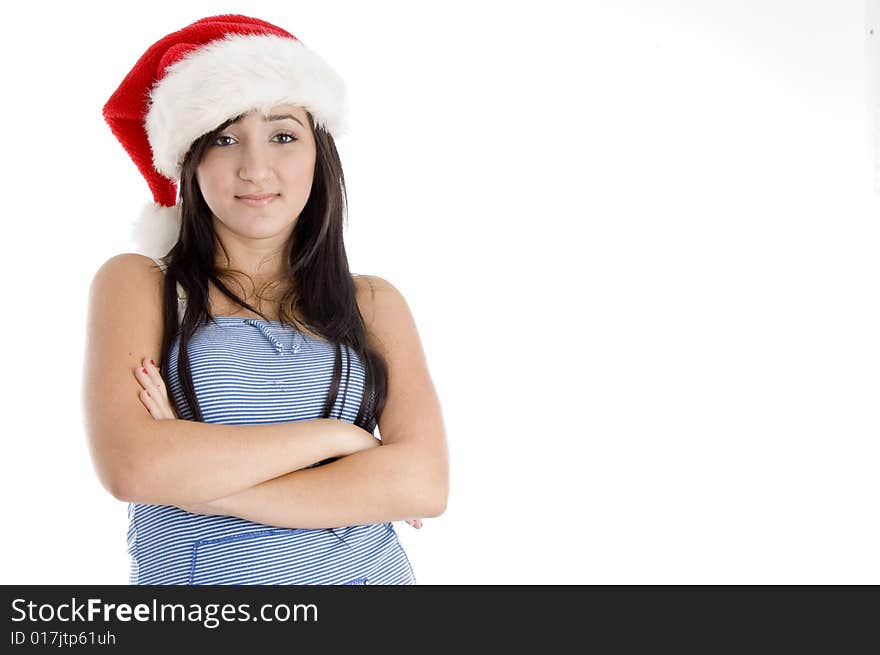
83, 254, 377, 506
198, 439, 445, 528
191, 275, 449, 528
119, 415, 374, 506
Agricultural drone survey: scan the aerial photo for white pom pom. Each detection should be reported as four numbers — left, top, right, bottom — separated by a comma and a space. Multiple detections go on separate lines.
129, 202, 182, 260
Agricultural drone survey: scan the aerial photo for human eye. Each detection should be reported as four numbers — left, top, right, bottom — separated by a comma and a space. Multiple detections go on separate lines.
274, 132, 298, 144
212, 135, 236, 147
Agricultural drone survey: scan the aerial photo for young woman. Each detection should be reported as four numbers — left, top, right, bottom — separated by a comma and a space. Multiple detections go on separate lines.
84, 14, 448, 585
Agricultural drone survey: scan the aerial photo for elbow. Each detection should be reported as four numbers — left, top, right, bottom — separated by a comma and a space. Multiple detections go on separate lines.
428, 463, 449, 517
94, 464, 134, 503
399, 442, 448, 518
95, 420, 176, 505
105, 458, 141, 503
420, 472, 449, 518
432, 477, 449, 517
426, 493, 447, 518
109, 453, 169, 505
108, 478, 132, 503
86, 418, 152, 503
99, 435, 150, 503
87, 437, 140, 503
405, 474, 447, 518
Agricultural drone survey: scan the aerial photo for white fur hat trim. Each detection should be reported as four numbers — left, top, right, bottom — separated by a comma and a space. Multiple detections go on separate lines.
145, 33, 347, 180
130, 202, 182, 261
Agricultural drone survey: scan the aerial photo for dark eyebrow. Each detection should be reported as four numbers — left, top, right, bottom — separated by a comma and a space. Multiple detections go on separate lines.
267, 114, 305, 127
232, 113, 305, 128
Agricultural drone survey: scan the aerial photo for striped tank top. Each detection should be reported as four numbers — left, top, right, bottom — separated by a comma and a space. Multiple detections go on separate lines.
126, 258, 416, 585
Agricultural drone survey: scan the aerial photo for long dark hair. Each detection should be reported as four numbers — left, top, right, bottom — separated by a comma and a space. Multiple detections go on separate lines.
155, 109, 388, 542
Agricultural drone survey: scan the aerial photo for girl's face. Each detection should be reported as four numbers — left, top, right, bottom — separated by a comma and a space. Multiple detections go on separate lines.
196, 103, 317, 247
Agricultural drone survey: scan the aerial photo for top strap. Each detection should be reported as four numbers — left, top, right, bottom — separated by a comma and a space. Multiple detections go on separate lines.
149, 256, 187, 326
148, 256, 168, 273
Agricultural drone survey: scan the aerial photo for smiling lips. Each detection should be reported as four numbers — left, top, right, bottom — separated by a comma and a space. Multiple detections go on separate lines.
236, 193, 279, 207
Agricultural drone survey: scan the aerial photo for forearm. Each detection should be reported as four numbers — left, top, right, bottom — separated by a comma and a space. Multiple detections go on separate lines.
123, 417, 347, 506
201, 442, 448, 529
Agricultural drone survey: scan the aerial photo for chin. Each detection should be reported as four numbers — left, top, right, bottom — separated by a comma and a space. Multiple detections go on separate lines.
213, 208, 299, 234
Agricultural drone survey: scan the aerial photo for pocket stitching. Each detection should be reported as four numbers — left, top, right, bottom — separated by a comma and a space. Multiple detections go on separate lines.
189, 529, 289, 584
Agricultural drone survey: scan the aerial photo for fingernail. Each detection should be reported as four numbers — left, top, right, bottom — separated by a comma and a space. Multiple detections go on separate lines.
150, 359, 155, 366
142, 368, 148, 375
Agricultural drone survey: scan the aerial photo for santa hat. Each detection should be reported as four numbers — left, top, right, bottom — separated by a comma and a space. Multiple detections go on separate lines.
102, 14, 347, 260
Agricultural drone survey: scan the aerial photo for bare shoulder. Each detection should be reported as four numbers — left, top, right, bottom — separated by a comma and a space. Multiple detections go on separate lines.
89, 250, 166, 332
352, 273, 405, 302
90, 254, 166, 324
92, 253, 165, 287
352, 274, 411, 346
355, 275, 423, 360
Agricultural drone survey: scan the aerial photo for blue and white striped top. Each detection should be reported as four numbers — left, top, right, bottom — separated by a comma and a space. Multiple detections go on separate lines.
126, 259, 415, 585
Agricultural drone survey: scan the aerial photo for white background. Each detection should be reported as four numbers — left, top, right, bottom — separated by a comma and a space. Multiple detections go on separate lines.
1, 0, 878, 584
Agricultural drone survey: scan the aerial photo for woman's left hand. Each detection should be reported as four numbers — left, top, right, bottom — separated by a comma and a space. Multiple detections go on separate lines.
134, 357, 178, 420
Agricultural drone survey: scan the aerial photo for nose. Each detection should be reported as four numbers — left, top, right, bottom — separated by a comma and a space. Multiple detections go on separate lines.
237, 141, 273, 185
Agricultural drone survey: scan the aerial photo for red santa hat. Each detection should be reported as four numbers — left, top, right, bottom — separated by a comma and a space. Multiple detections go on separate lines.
102, 14, 347, 259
